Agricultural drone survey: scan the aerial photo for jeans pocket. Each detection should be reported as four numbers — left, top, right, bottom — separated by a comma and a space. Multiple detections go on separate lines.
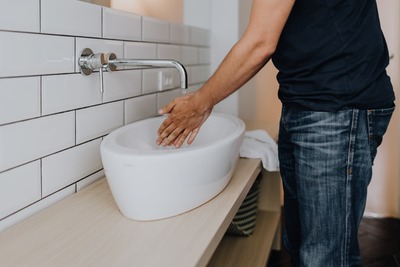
367, 105, 395, 163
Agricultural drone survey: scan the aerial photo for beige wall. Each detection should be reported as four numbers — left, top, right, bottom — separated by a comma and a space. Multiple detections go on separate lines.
82, 0, 183, 23
366, 0, 400, 218
238, 62, 280, 124
112, 0, 183, 24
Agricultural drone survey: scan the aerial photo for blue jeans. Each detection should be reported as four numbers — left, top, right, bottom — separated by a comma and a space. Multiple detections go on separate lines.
278, 105, 395, 267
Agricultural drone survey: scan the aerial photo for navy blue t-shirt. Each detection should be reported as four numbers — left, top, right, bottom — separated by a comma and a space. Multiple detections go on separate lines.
272, 0, 395, 111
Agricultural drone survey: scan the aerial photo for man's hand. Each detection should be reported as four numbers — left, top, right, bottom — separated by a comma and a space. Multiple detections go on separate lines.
156, 93, 212, 148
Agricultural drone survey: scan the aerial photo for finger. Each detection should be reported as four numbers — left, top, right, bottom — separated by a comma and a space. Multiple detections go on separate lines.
157, 115, 174, 137
187, 127, 200, 145
156, 122, 174, 145
160, 125, 184, 147
157, 121, 168, 137
174, 129, 191, 148
172, 133, 183, 147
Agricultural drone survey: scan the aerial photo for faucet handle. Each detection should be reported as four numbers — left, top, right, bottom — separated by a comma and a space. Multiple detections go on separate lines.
78, 48, 108, 93
78, 48, 107, 75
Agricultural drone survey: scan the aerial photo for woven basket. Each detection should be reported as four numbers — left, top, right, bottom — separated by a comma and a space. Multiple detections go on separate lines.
226, 177, 261, 236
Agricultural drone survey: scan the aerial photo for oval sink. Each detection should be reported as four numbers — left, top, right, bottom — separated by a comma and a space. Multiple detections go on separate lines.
100, 112, 245, 221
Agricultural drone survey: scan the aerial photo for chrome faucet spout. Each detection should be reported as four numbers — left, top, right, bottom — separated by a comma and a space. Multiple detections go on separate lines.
78, 48, 188, 93
108, 57, 188, 89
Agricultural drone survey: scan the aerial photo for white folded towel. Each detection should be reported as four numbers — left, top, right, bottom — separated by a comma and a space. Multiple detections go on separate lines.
239, 130, 279, 172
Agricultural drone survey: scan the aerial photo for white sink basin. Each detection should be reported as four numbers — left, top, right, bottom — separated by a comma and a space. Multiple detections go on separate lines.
100, 112, 245, 221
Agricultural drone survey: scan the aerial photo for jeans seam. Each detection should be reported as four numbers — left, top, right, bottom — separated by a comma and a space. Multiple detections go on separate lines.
344, 109, 358, 267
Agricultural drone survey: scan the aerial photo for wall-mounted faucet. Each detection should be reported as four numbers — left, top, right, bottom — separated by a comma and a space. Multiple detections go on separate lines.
78, 48, 188, 94
107, 52, 188, 92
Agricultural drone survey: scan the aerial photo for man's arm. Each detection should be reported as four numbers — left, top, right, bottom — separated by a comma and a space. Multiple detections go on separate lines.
157, 0, 295, 148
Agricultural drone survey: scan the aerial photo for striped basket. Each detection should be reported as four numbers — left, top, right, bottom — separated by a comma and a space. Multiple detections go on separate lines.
226, 177, 261, 236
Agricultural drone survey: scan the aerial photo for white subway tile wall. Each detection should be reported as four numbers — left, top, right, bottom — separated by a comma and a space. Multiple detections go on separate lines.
0, 161, 41, 219
158, 44, 182, 61
0, 77, 41, 125
0, 32, 75, 77
182, 46, 199, 66
103, 8, 142, 41
142, 17, 170, 43
75, 101, 124, 144
142, 69, 161, 94
0, 1, 210, 231
41, 0, 102, 37
170, 23, 191, 45
42, 139, 103, 196
125, 94, 158, 125
0, 0, 40, 33
42, 74, 102, 115
102, 70, 142, 102
0, 112, 76, 172
125, 42, 158, 59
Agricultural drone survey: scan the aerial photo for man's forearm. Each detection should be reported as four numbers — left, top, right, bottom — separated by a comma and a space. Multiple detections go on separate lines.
194, 0, 294, 110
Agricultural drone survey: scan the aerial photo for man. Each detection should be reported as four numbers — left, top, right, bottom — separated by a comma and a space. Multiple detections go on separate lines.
157, 0, 395, 266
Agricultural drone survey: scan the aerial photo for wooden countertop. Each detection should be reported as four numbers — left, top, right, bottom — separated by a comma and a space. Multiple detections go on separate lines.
0, 158, 261, 267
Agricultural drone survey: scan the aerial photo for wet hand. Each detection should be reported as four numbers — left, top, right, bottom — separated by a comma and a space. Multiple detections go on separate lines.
156, 94, 211, 148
